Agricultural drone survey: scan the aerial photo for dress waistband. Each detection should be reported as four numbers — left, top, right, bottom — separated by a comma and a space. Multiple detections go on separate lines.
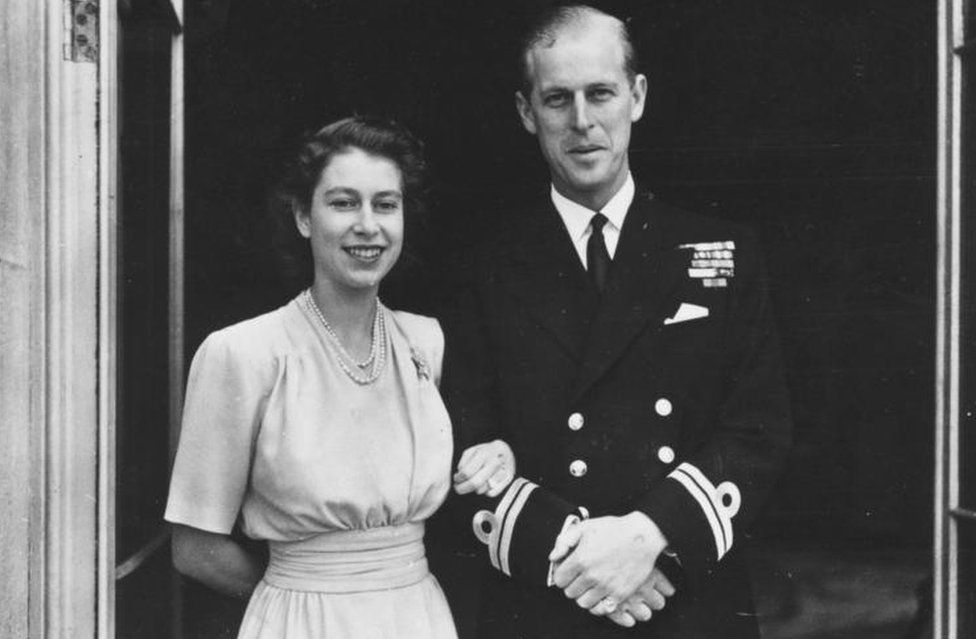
263, 522, 429, 594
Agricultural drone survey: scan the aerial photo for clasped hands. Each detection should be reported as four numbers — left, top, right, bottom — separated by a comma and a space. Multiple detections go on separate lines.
549, 512, 675, 627
452, 443, 676, 628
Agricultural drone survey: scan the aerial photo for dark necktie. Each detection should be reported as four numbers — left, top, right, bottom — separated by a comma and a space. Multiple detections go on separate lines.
587, 213, 611, 293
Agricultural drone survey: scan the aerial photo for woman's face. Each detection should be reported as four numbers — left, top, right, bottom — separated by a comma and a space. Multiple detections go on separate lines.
296, 147, 405, 294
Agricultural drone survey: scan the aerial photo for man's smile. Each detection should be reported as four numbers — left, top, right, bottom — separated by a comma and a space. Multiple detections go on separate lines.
568, 144, 605, 155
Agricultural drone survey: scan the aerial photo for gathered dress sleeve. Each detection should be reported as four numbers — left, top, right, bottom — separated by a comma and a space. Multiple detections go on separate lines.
165, 329, 271, 535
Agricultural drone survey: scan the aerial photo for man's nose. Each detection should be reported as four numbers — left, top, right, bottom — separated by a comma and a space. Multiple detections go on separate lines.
570, 95, 592, 131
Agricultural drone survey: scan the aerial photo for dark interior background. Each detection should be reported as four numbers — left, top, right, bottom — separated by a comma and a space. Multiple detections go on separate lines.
176, 1, 936, 636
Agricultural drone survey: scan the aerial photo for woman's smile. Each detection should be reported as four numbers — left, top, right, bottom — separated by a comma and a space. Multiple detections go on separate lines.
344, 245, 386, 262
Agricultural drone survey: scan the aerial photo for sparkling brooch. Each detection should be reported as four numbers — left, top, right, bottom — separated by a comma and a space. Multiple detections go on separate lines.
410, 347, 431, 381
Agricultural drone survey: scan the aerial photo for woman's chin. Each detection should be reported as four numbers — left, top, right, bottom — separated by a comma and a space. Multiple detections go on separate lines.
335, 273, 385, 294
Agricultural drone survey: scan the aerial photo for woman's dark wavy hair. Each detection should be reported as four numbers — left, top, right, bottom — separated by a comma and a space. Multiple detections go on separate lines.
271, 115, 428, 292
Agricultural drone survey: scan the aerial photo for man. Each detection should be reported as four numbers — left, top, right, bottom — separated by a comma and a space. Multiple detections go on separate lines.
442, 6, 792, 638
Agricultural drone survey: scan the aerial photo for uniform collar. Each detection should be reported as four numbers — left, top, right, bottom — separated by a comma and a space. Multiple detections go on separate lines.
550, 173, 635, 242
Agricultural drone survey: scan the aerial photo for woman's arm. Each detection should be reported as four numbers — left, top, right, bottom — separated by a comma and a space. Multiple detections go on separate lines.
171, 524, 265, 599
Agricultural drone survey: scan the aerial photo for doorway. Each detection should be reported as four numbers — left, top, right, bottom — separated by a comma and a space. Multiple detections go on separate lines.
172, 2, 937, 637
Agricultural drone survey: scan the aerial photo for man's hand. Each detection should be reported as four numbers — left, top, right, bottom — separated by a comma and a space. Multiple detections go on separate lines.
605, 568, 676, 627
453, 439, 515, 497
549, 512, 669, 615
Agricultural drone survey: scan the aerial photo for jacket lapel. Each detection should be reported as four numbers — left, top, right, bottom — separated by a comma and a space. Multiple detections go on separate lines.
572, 195, 687, 400
497, 199, 598, 362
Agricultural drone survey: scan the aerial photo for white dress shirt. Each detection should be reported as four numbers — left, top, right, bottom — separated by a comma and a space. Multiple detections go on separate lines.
550, 173, 635, 269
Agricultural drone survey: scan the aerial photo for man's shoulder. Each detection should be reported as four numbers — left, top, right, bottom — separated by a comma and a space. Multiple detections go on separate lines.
632, 193, 761, 255
636, 192, 752, 237
467, 191, 555, 258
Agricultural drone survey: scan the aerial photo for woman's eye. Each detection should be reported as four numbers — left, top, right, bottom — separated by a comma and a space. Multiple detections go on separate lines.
330, 198, 357, 210
375, 200, 401, 212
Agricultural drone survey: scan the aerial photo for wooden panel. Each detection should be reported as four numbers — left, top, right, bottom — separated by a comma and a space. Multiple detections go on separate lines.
45, 71, 100, 639
42, 1, 101, 636
0, 265, 31, 638
0, 1, 45, 637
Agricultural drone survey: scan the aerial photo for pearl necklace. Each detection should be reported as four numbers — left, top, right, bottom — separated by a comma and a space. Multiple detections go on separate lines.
303, 289, 387, 385
307, 290, 379, 370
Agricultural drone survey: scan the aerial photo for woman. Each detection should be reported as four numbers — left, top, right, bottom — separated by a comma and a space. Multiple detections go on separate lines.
165, 116, 511, 638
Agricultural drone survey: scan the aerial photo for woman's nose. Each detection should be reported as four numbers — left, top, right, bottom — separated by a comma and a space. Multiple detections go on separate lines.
354, 206, 380, 234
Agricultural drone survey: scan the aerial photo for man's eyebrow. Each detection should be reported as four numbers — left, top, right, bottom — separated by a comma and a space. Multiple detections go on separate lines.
539, 80, 618, 94
374, 190, 403, 198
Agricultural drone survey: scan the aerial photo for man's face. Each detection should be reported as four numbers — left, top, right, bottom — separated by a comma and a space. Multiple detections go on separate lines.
516, 20, 647, 210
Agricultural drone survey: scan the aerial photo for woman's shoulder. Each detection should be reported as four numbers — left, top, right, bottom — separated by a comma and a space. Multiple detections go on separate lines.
388, 309, 444, 346
388, 309, 445, 383
389, 308, 444, 368
197, 301, 299, 364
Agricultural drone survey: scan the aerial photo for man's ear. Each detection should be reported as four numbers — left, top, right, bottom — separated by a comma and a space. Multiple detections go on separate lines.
515, 91, 538, 135
630, 73, 648, 123
294, 206, 311, 239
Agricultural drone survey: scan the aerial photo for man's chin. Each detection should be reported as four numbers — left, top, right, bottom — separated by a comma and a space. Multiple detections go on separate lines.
560, 173, 614, 197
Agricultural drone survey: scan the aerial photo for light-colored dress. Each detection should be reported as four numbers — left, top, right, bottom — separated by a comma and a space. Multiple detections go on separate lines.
164, 296, 457, 639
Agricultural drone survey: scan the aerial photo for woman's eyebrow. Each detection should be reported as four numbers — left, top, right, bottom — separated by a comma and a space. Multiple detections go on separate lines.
321, 187, 358, 196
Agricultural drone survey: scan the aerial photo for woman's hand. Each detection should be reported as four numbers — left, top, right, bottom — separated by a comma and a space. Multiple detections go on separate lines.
453, 439, 516, 498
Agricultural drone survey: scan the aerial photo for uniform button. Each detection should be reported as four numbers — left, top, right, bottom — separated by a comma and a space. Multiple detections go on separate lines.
568, 412, 585, 431
657, 445, 676, 464
655, 398, 673, 417
569, 459, 588, 477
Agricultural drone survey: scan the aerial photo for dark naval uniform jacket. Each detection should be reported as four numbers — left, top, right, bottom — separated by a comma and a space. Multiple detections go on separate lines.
441, 188, 792, 639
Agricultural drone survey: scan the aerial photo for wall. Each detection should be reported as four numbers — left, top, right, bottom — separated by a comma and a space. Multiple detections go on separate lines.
0, 1, 46, 636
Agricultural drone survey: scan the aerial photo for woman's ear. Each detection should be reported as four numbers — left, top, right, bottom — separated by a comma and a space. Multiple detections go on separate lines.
293, 205, 311, 238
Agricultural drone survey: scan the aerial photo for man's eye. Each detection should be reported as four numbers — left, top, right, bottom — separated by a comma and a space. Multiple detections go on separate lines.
589, 88, 615, 101
543, 94, 570, 107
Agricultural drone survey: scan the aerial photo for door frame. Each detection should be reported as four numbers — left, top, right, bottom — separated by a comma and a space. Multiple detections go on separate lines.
33, 1, 184, 637
30, 0, 968, 635
935, 1, 969, 638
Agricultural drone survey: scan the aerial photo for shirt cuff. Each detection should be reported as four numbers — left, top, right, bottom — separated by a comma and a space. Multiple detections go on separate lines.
546, 513, 583, 587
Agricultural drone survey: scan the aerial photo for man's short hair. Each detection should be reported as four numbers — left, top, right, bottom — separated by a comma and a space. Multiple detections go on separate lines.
516, 4, 638, 97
